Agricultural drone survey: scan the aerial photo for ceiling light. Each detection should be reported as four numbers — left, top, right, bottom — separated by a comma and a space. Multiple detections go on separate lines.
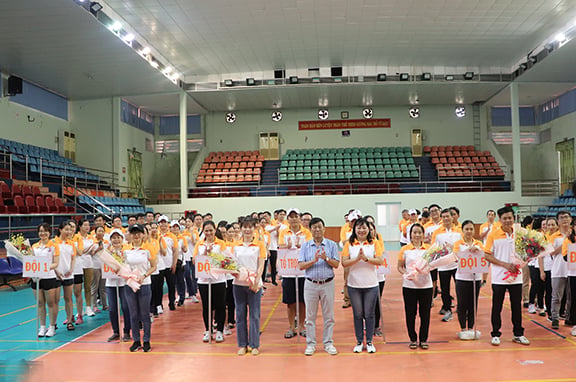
170, 73, 180, 82
464, 72, 474, 80
149, 60, 159, 68
421, 72, 431, 81
556, 33, 566, 43
246, 78, 255, 86
110, 21, 122, 32
163, 66, 172, 75
289, 76, 298, 84
123, 33, 134, 43
409, 107, 420, 119
140, 47, 151, 56
455, 106, 466, 118
224, 79, 233, 87
445, 75, 454, 81
89, 2, 103, 15
399, 73, 410, 81
377, 73, 387, 81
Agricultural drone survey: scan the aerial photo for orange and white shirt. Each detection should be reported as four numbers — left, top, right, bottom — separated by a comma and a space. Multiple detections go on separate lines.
342, 239, 383, 288
54, 236, 77, 280
424, 220, 442, 242
159, 231, 178, 270
90, 238, 109, 269
399, 219, 411, 244
339, 223, 353, 247
453, 239, 484, 281
193, 238, 228, 284
231, 238, 266, 287
479, 221, 500, 244
105, 244, 130, 287
74, 233, 95, 269
399, 243, 432, 289
562, 238, 576, 277
279, 225, 312, 250
551, 231, 569, 278
431, 225, 462, 271
402, 220, 419, 244
144, 237, 165, 275
485, 227, 521, 285
31, 240, 58, 279
124, 244, 155, 285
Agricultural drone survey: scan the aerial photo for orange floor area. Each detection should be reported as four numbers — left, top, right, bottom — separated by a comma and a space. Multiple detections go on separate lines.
24, 251, 576, 382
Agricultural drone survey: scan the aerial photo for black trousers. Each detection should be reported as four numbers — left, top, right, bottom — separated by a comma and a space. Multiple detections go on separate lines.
226, 278, 235, 324
150, 273, 163, 313
568, 277, 576, 324
402, 287, 433, 343
374, 280, 385, 329
439, 268, 456, 311
160, 268, 176, 307
455, 279, 481, 330
491, 283, 524, 337
528, 265, 541, 305
199, 282, 227, 332
269, 250, 278, 282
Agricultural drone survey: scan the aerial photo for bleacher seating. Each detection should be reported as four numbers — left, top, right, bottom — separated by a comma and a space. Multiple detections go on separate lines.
426, 145, 505, 180
0, 138, 101, 182
278, 146, 419, 182
0, 179, 74, 215
197, 150, 264, 185
77, 195, 149, 215
535, 189, 576, 216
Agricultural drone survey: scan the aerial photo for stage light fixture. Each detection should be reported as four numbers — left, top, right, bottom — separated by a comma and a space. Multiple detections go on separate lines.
224, 79, 233, 87
399, 73, 410, 81
464, 72, 474, 80
377, 73, 387, 81
445, 75, 454, 81
289, 76, 299, 84
421, 72, 431, 81
89, 2, 103, 15
246, 78, 255, 86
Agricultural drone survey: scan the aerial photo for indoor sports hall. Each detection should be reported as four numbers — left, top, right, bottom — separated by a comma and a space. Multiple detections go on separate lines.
1, 0, 576, 381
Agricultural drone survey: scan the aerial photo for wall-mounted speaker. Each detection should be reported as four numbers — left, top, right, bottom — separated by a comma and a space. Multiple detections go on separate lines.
8, 76, 23, 96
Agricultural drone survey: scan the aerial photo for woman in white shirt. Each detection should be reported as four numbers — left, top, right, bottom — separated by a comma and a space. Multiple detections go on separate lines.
75, 219, 95, 317
341, 217, 384, 353
231, 217, 266, 356
104, 229, 132, 342
123, 224, 157, 352
55, 220, 77, 331
397, 223, 432, 349
68, 220, 85, 325
32, 223, 60, 337
91, 225, 108, 313
193, 220, 228, 343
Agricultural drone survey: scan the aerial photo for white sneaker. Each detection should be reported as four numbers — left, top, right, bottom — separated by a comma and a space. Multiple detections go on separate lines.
304, 345, 315, 356
45, 326, 56, 337
472, 330, 481, 339
191, 295, 199, 303
513, 336, 530, 345
85, 306, 95, 317
366, 343, 376, 353
528, 304, 537, 314
202, 331, 211, 342
571, 326, 576, 336
324, 344, 338, 355
353, 343, 363, 353
442, 311, 453, 322
458, 330, 474, 340
38, 326, 47, 337
215, 331, 224, 342
491, 336, 500, 346
157, 305, 164, 314
223, 327, 232, 335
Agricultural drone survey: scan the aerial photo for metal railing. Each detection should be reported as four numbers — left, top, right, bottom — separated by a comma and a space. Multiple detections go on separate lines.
0, 213, 94, 242
144, 187, 182, 205
521, 180, 560, 196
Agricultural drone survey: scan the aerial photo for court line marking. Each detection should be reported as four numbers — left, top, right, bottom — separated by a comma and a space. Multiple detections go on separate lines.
0, 305, 35, 318
259, 293, 282, 333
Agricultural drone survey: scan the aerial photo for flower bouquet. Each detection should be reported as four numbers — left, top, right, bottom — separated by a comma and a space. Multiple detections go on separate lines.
503, 226, 553, 283
4, 234, 32, 262
403, 243, 458, 281
96, 247, 142, 292
207, 250, 263, 291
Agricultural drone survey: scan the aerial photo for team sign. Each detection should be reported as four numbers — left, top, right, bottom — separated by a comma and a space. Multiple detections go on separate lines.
376, 252, 391, 275
457, 249, 489, 273
277, 249, 305, 277
23, 257, 52, 278
568, 244, 576, 271
298, 119, 391, 130
101, 263, 120, 279
195, 255, 212, 277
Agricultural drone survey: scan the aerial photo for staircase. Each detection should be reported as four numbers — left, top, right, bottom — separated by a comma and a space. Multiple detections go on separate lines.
261, 160, 281, 185
413, 157, 437, 182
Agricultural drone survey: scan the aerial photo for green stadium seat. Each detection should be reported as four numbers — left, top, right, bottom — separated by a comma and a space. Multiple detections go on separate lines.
393, 171, 402, 178
410, 170, 419, 178
400, 164, 408, 171
402, 171, 411, 178
385, 171, 394, 178
336, 172, 345, 179
377, 171, 385, 178
390, 158, 399, 165
408, 164, 417, 171
328, 172, 337, 180
398, 158, 406, 164
288, 174, 296, 181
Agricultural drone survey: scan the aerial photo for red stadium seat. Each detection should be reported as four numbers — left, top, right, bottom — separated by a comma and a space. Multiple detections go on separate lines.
0, 182, 11, 200
13, 195, 27, 214
44, 196, 58, 213
25, 195, 39, 213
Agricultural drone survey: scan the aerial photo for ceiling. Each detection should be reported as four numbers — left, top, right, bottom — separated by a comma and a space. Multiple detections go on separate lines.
2, 0, 576, 114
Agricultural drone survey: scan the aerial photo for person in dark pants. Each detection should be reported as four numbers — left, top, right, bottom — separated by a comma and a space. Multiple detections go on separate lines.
397, 223, 432, 350
485, 206, 530, 346
157, 215, 178, 311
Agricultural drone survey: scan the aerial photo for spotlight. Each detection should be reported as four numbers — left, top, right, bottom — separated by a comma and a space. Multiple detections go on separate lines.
162, 66, 172, 75
140, 47, 151, 56
455, 106, 466, 118
149, 60, 159, 68
246, 78, 255, 86
464, 72, 474, 80
409, 107, 420, 119
445, 75, 454, 81
224, 79, 233, 87
123, 33, 134, 43
421, 72, 431, 81
289, 76, 299, 84
556, 33, 566, 43
110, 21, 122, 32
377, 73, 387, 81
170, 73, 180, 82
89, 2, 103, 15
399, 73, 410, 81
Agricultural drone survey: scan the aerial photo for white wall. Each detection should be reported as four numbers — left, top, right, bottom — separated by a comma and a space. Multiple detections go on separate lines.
204, 105, 474, 155
0, 96, 69, 150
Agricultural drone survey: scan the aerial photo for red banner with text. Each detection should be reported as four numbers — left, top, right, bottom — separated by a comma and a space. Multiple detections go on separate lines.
299, 119, 391, 130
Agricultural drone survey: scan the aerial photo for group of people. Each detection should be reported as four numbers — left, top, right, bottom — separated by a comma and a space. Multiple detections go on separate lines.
27, 204, 576, 354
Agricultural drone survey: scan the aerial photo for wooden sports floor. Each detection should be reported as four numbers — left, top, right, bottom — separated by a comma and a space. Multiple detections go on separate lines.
1, 249, 576, 382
